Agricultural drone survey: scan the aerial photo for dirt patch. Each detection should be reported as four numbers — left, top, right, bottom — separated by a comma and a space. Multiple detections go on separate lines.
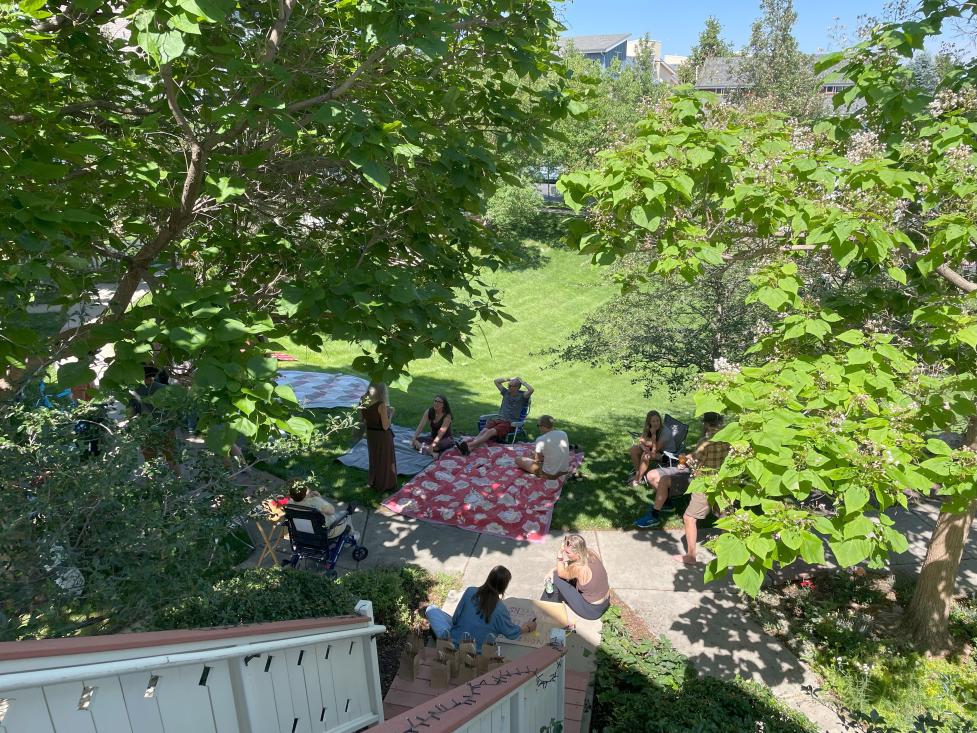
609, 589, 654, 640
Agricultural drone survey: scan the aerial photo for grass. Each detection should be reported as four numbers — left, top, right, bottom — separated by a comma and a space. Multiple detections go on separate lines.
265, 238, 695, 530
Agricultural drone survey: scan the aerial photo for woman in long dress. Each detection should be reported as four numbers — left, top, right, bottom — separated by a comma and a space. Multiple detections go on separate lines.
360, 382, 397, 491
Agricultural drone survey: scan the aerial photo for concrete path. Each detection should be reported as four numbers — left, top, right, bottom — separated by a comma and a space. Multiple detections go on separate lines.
245, 494, 977, 733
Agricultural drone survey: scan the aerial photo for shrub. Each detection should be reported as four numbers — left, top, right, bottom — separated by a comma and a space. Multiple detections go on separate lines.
485, 183, 544, 240
593, 605, 817, 733
153, 564, 434, 633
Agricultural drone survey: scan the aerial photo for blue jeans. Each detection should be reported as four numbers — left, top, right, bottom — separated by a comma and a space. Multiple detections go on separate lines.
425, 606, 453, 640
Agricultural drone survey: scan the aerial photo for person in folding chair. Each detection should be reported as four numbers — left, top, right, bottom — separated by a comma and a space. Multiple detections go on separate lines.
288, 480, 357, 542
456, 375, 533, 456
634, 412, 729, 530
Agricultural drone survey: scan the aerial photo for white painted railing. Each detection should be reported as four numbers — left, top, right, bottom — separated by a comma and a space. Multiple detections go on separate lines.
372, 646, 565, 733
0, 613, 386, 733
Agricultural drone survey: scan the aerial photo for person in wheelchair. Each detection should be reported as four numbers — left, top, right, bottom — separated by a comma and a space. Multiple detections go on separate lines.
288, 480, 356, 541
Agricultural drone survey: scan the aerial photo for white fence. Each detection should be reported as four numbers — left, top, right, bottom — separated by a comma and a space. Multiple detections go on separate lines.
372, 646, 565, 733
0, 614, 385, 733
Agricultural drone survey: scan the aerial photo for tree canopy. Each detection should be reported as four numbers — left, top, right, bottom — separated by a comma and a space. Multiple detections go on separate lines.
0, 0, 576, 450
677, 16, 734, 86
560, 0, 977, 653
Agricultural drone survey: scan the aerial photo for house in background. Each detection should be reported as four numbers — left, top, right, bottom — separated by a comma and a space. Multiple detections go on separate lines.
694, 55, 855, 98
560, 33, 682, 83
560, 33, 631, 68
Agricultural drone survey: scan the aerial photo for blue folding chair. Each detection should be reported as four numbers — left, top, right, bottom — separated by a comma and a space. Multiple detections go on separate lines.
478, 398, 532, 444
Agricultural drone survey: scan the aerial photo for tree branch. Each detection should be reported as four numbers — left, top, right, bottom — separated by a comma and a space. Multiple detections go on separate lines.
286, 46, 390, 114
263, 0, 298, 64
6, 100, 154, 125
936, 264, 977, 293
161, 65, 199, 146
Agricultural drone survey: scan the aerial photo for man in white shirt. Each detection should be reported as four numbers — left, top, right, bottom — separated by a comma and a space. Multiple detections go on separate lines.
516, 415, 570, 478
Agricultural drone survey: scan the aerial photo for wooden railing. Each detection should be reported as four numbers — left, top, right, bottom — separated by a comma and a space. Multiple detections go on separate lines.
0, 612, 386, 733
371, 645, 566, 733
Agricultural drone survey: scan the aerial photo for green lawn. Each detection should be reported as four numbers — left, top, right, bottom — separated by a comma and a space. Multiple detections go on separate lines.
269, 239, 695, 530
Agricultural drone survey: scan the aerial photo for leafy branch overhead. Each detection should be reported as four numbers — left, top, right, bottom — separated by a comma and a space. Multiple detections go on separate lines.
0, 0, 578, 450
558, 1, 977, 652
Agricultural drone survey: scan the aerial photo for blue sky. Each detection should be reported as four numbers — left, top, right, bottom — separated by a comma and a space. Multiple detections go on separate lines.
556, 0, 889, 56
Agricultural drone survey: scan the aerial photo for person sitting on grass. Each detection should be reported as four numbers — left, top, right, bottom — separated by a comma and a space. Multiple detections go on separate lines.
634, 412, 730, 530
288, 480, 355, 541
630, 410, 664, 486
515, 415, 569, 478
424, 566, 537, 651
541, 534, 610, 620
411, 394, 453, 456
456, 376, 533, 456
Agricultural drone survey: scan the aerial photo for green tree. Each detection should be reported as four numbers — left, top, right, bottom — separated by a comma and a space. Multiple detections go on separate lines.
738, 0, 823, 118
0, 0, 574, 450
678, 16, 734, 85
549, 262, 766, 395
910, 51, 940, 93
559, 0, 977, 654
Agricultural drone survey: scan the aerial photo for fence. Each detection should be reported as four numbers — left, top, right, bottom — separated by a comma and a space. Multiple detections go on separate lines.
371, 645, 565, 733
0, 614, 385, 733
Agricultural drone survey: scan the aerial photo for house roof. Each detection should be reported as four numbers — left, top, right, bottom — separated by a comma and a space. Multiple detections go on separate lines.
695, 57, 747, 89
560, 33, 631, 54
695, 54, 854, 89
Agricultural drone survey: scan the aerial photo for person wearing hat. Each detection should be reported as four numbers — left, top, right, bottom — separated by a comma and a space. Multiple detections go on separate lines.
456, 376, 533, 455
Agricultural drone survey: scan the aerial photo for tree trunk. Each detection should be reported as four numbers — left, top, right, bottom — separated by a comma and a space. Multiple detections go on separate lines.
903, 415, 977, 655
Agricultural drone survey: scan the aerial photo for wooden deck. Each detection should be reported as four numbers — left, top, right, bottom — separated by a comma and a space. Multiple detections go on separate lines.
383, 647, 590, 733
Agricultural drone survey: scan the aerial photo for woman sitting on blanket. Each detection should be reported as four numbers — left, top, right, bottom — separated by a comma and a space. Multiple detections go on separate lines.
630, 410, 665, 486
410, 394, 453, 456
541, 534, 610, 620
425, 566, 537, 651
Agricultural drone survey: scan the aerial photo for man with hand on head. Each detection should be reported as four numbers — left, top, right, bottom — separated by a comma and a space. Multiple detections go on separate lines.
457, 375, 533, 455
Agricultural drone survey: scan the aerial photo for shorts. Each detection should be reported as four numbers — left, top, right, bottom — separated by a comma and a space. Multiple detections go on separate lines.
656, 466, 692, 496
485, 419, 514, 438
685, 492, 712, 520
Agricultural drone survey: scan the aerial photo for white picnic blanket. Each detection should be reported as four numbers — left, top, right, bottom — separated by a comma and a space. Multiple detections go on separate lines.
276, 370, 369, 408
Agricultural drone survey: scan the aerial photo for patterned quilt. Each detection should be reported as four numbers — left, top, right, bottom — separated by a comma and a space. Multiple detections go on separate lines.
381, 443, 584, 542
276, 370, 368, 409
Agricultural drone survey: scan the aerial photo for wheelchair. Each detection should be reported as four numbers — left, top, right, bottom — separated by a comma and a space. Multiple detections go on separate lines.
281, 503, 368, 580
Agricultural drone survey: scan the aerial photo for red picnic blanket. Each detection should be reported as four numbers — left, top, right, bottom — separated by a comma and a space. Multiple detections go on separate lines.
381, 443, 583, 542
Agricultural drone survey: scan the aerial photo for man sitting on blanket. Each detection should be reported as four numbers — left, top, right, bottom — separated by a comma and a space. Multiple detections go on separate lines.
457, 376, 533, 456
515, 415, 570, 479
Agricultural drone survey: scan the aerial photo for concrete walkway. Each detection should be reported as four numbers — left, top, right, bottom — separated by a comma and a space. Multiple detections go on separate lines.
247, 493, 977, 732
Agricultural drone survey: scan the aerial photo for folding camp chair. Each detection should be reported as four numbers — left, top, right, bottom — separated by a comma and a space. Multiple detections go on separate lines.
282, 503, 368, 580
477, 398, 531, 444
629, 414, 689, 467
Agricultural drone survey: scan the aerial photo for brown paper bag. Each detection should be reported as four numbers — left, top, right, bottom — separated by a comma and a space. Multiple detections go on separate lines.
477, 641, 503, 675
456, 652, 477, 683
430, 650, 450, 689
399, 639, 421, 682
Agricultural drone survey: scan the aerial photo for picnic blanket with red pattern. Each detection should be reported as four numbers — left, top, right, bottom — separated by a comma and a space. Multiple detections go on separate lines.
381, 443, 584, 542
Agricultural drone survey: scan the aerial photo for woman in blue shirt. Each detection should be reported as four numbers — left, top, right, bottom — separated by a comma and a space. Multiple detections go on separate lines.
424, 566, 537, 651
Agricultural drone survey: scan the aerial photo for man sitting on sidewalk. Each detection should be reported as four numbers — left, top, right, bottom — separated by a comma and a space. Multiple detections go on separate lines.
515, 415, 569, 478
457, 376, 533, 455
634, 412, 730, 530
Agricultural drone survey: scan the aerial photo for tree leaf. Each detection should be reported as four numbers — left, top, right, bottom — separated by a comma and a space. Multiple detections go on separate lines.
829, 538, 873, 567
732, 561, 763, 597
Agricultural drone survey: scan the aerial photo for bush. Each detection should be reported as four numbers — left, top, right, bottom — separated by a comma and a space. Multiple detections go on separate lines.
1, 404, 257, 641
593, 605, 817, 733
749, 572, 977, 732
485, 183, 544, 240
153, 564, 434, 632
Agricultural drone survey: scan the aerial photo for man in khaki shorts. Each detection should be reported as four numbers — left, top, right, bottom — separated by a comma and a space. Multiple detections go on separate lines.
673, 413, 730, 565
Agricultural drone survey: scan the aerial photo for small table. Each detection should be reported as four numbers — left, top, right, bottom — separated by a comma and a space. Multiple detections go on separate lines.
254, 501, 287, 567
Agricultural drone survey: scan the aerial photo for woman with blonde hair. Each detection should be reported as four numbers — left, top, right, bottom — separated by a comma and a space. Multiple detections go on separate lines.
630, 410, 664, 486
360, 381, 397, 491
542, 534, 610, 620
